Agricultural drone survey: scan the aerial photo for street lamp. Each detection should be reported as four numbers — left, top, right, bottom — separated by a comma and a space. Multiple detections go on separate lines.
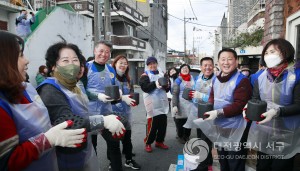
193, 26, 201, 58
184, 10, 197, 64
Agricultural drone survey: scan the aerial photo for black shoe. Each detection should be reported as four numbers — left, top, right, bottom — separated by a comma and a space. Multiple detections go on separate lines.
122, 151, 136, 157
124, 159, 141, 170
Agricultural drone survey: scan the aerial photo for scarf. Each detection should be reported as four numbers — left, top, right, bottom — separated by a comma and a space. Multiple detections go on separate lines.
268, 62, 288, 77
53, 71, 81, 95
180, 73, 191, 81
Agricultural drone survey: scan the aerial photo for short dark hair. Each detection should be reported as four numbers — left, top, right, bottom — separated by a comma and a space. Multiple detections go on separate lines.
45, 42, 82, 76
262, 38, 295, 64
200, 57, 214, 65
95, 40, 113, 50
167, 67, 178, 77
179, 64, 191, 73
218, 48, 238, 60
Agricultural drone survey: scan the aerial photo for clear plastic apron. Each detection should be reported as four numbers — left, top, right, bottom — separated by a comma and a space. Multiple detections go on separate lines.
247, 66, 300, 159
176, 76, 194, 119
0, 83, 58, 171
39, 78, 100, 170
143, 71, 169, 118
184, 73, 213, 128
87, 62, 113, 115
112, 79, 132, 130
194, 72, 247, 151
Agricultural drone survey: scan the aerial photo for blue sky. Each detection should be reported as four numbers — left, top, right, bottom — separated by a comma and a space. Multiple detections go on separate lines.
167, 0, 228, 56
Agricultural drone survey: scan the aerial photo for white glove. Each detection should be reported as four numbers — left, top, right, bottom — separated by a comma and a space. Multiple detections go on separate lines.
204, 110, 218, 120
103, 115, 125, 137
172, 106, 178, 114
155, 80, 162, 89
98, 93, 113, 103
190, 91, 204, 99
122, 95, 136, 106
44, 121, 86, 147
258, 109, 279, 124
242, 104, 250, 122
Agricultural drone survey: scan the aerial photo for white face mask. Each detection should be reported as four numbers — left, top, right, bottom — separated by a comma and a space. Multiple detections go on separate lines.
264, 54, 282, 68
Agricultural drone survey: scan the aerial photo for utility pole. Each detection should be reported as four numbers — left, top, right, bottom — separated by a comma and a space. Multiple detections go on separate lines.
184, 10, 186, 64
93, 0, 103, 45
104, 0, 111, 41
183, 10, 197, 64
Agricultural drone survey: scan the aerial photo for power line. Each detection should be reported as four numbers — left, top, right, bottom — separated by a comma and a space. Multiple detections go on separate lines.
168, 13, 237, 28
188, 0, 197, 19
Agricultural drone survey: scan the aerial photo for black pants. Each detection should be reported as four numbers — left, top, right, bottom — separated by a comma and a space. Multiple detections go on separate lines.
192, 129, 213, 171
144, 114, 167, 144
91, 134, 97, 155
121, 130, 133, 160
174, 118, 191, 140
256, 151, 295, 171
101, 129, 123, 171
217, 122, 251, 171
217, 147, 247, 171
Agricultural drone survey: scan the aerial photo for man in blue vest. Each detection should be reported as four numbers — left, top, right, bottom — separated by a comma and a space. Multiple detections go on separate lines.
194, 48, 252, 171
81, 40, 124, 171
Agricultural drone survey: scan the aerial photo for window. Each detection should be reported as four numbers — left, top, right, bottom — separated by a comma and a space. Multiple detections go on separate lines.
127, 25, 133, 36
296, 25, 300, 59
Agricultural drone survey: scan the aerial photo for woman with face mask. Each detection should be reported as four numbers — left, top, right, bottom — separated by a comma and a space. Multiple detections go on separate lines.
37, 42, 126, 171
243, 38, 300, 171
0, 31, 87, 171
172, 64, 194, 144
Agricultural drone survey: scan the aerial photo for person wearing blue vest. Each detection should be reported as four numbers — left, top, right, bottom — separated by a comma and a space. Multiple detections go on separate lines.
139, 56, 170, 153
37, 42, 125, 171
0, 31, 86, 171
111, 55, 141, 170
15, 10, 35, 40
81, 40, 127, 171
187, 57, 215, 171
172, 64, 194, 144
243, 38, 300, 171
194, 48, 252, 171
249, 58, 266, 87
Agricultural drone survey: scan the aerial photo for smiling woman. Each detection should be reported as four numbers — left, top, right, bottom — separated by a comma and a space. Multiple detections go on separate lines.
0, 31, 86, 171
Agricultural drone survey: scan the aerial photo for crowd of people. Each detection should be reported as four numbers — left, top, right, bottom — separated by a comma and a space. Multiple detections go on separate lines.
0, 29, 300, 171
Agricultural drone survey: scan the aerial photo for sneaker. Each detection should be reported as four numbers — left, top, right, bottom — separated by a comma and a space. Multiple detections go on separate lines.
124, 159, 141, 170
145, 144, 152, 152
155, 142, 169, 149
208, 165, 213, 171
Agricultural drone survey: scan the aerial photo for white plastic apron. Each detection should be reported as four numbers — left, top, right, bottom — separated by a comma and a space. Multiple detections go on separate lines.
0, 83, 58, 171
112, 79, 132, 130
184, 73, 213, 128
39, 78, 99, 170
194, 72, 247, 151
87, 62, 113, 115
176, 76, 194, 119
247, 66, 300, 159
143, 71, 169, 118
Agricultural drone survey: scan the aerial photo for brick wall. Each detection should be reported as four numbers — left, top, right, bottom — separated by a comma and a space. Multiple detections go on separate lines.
263, 0, 285, 45
283, 0, 300, 37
